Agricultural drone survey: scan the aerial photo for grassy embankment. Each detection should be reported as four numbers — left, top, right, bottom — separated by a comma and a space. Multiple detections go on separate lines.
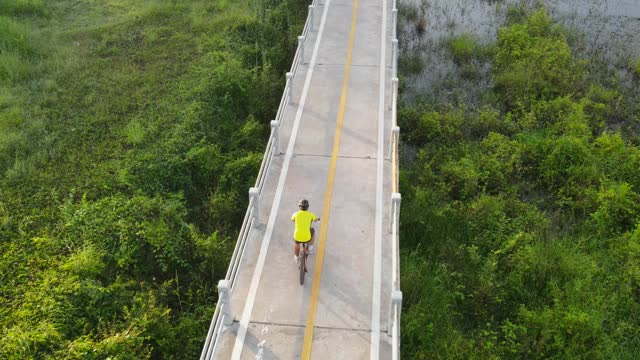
0, 0, 305, 358
399, 7, 640, 359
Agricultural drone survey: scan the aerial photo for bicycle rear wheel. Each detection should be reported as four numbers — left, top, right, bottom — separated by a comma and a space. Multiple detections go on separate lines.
299, 247, 306, 285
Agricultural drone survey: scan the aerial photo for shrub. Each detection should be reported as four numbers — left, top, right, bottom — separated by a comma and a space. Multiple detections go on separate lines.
588, 182, 640, 237
448, 33, 476, 63
505, 3, 528, 25
404, 109, 466, 147
401, 252, 472, 359
478, 132, 522, 192
552, 103, 592, 140
440, 157, 480, 200
583, 85, 621, 131
539, 136, 594, 189
494, 9, 578, 109
61, 195, 198, 279
468, 105, 515, 139
593, 132, 640, 191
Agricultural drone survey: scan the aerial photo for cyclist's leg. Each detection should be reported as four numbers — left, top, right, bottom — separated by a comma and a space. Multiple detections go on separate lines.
294, 240, 301, 257
309, 227, 315, 246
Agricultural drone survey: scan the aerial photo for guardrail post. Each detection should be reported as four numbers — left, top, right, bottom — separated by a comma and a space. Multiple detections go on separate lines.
389, 76, 399, 110
298, 36, 306, 64
388, 126, 400, 159
392, 39, 398, 78
387, 290, 403, 334
392, 8, 398, 40
391, 77, 399, 109
249, 187, 259, 223
389, 192, 401, 233
271, 120, 280, 154
286, 72, 294, 104
394, 290, 403, 321
393, 192, 401, 233
218, 280, 233, 326
309, 5, 315, 32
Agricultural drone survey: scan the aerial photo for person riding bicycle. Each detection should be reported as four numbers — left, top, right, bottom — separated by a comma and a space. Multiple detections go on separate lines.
291, 199, 319, 264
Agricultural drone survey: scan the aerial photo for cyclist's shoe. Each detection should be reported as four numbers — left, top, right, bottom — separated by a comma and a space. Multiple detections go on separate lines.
294, 254, 300, 265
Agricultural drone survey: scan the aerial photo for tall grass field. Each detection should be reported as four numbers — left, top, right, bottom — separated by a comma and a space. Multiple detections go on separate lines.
0, 0, 306, 358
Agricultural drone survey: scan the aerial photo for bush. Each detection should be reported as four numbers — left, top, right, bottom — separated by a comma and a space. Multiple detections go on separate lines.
448, 33, 476, 63
588, 183, 640, 237
494, 9, 578, 109
61, 195, 198, 278
440, 157, 480, 200
401, 109, 466, 147
593, 132, 640, 191
539, 136, 594, 189
401, 252, 472, 359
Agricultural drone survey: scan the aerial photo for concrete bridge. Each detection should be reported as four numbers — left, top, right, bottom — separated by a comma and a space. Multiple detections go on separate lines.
201, 0, 402, 358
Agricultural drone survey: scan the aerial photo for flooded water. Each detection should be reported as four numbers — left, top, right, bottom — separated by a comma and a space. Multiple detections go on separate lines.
399, 0, 640, 106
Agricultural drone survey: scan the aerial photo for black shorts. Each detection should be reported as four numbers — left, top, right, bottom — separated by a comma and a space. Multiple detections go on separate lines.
294, 227, 315, 243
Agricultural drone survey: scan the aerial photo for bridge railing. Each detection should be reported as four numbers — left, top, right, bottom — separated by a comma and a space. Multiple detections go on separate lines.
200, 2, 319, 359
388, 1, 403, 360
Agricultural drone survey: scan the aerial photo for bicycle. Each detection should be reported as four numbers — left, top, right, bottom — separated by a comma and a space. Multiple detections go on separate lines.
292, 204, 319, 286
297, 221, 318, 286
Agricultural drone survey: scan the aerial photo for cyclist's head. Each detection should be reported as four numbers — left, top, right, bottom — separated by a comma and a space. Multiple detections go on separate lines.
298, 199, 309, 210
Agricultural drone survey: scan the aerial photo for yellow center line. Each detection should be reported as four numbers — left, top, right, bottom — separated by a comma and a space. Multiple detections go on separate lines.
301, 0, 359, 358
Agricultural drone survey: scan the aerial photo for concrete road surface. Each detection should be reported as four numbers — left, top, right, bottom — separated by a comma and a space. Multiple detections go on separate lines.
214, 0, 394, 358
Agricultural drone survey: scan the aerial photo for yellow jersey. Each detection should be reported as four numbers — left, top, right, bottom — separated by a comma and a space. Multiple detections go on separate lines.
291, 210, 318, 242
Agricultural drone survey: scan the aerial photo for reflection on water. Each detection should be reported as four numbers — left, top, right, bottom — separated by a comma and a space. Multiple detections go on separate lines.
400, 0, 640, 106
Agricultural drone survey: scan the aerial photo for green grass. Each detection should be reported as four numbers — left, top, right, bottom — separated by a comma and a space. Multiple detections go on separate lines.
0, 0, 306, 358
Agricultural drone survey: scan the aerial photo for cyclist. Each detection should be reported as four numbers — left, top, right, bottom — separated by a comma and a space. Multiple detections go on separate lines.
291, 199, 320, 264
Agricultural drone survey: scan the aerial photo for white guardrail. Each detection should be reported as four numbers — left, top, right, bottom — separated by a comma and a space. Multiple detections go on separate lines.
200, 0, 402, 358
199, 1, 319, 359
388, 1, 402, 360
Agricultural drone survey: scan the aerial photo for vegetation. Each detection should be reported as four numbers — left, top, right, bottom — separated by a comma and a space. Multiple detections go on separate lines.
632, 59, 640, 78
448, 33, 476, 63
400, 8, 640, 359
0, 0, 306, 358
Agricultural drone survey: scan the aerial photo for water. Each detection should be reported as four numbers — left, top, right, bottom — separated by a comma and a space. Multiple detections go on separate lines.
399, 0, 640, 106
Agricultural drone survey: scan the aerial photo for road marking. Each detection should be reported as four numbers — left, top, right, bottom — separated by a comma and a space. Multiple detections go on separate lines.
229, 1, 333, 358
370, 0, 387, 358
300, 0, 359, 358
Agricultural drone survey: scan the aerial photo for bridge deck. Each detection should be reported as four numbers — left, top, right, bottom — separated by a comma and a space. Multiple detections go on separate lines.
214, 0, 394, 358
